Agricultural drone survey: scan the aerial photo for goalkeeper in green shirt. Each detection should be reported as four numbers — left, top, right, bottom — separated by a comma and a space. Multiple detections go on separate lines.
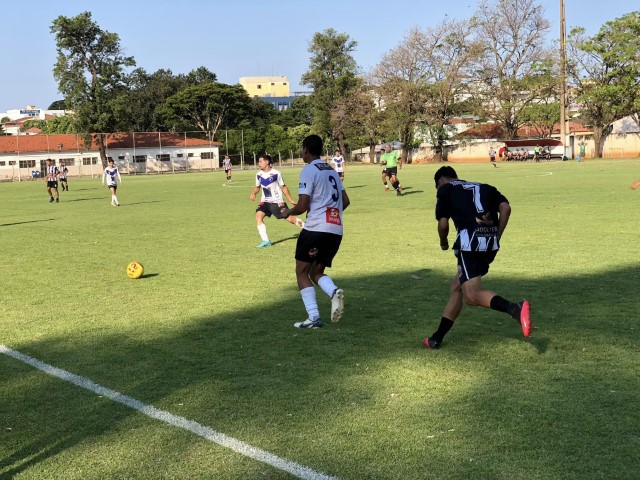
381, 144, 403, 196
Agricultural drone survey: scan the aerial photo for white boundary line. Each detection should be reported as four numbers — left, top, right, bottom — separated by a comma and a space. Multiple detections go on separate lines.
0, 345, 337, 480
505, 171, 553, 179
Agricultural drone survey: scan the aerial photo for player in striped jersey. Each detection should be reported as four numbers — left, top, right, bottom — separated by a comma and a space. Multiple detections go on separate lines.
59, 161, 69, 191
423, 166, 531, 349
222, 155, 232, 182
249, 154, 304, 248
45, 158, 60, 203
102, 159, 123, 206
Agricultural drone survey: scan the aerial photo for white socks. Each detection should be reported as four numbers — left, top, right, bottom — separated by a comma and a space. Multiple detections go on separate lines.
300, 287, 320, 321
257, 223, 269, 242
317, 275, 338, 298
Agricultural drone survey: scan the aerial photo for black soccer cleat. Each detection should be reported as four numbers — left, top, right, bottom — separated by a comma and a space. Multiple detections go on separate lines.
423, 337, 441, 349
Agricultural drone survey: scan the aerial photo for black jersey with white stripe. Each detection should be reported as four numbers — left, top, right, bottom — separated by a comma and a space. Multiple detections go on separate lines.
435, 180, 508, 253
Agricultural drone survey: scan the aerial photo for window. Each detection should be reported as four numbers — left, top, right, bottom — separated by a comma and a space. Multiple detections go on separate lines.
20, 160, 36, 168
0, 161, 5, 166
271, 82, 275, 85
134, 155, 146, 163
283, 82, 287, 86
82, 157, 98, 165
257, 85, 262, 89
188, 153, 194, 157
176, 153, 183, 158
201, 151, 214, 159
156, 154, 170, 162
118, 155, 125, 160
60, 158, 74, 165
9, 161, 16, 165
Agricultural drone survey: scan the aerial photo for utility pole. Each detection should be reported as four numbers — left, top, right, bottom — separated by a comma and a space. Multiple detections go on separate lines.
560, 0, 568, 158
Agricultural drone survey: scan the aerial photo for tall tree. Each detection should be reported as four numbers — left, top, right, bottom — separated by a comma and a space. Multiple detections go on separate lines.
469, 0, 556, 139
371, 28, 432, 161
567, 11, 640, 157
301, 28, 358, 155
331, 78, 386, 162
51, 12, 135, 167
415, 20, 480, 161
519, 101, 560, 138
48, 99, 67, 110
160, 83, 252, 139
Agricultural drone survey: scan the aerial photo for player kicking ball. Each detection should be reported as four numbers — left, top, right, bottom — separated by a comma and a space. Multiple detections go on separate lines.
250, 154, 304, 248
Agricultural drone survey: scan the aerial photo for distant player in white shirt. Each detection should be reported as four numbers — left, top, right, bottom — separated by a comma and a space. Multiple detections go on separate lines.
58, 160, 69, 191
282, 135, 350, 329
102, 159, 123, 206
331, 150, 345, 180
249, 154, 304, 248
222, 155, 232, 182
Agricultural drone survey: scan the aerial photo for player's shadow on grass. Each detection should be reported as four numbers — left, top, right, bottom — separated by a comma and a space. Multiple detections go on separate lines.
2, 266, 638, 478
66, 197, 104, 202
119, 200, 163, 207
346, 184, 366, 189
270, 234, 299, 246
0, 218, 54, 227
399, 190, 424, 196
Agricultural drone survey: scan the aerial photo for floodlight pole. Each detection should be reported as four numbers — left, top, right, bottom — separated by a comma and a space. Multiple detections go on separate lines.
560, 0, 568, 158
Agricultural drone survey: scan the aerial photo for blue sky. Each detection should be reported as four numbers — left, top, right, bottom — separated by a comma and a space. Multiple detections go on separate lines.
1, 0, 637, 112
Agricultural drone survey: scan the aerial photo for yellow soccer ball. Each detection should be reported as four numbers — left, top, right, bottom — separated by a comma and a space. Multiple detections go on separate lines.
126, 261, 144, 279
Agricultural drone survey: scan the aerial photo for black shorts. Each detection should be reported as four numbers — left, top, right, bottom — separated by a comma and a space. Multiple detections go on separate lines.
47, 181, 58, 189
490, 156, 496, 162
385, 167, 398, 177
224, 169, 231, 173
257, 202, 288, 219
295, 229, 342, 267
107, 184, 117, 192
59, 177, 67, 182
337, 171, 344, 179
456, 250, 497, 284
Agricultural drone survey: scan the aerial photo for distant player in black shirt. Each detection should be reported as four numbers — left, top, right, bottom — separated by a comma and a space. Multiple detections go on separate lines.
423, 166, 531, 349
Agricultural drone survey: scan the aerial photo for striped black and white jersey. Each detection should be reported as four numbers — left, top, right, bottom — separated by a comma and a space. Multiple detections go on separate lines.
46, 165, 59, 181
435, 179, 508, 253
59, 166, 68, 179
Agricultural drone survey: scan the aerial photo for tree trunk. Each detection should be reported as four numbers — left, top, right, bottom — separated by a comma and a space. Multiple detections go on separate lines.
95, 134, 108, 168
368, 141, 376, 163
337, 132, 347, 162
592, 126, 604, 158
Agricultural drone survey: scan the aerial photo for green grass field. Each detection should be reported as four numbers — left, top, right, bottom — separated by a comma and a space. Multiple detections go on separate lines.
1, 159, 639, 479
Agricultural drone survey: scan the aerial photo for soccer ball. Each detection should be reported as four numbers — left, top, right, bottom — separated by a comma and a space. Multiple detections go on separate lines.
126, 261, 144, 279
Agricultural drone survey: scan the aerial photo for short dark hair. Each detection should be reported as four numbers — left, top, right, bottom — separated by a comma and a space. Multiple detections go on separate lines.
302, 134, 323, 156
260, 154, 272, 164
108, 158, 114, 163
434, 166, 458, 186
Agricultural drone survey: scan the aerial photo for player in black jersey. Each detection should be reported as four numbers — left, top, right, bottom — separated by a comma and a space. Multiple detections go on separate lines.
423, 166, 531, 349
